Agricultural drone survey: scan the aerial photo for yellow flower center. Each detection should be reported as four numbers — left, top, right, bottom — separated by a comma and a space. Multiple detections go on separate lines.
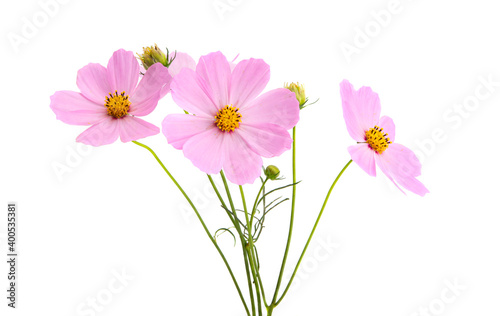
215, 105, 242, 132
105, 91, 131, 118
365, 126, 391, 154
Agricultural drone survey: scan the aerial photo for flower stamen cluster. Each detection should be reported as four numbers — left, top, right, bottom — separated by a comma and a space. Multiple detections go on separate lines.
105, 91, 131, 118
215, 105, 242, 132
365, 125, 391, 154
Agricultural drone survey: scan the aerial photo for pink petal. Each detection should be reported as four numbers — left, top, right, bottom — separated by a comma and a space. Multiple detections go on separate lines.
118, 116, 159, 142
340, 80, 381, 142
347, 144, 376, 177
160, 84, 171, 99
229, 58, 270, 108
76, 118, 119, 146
182, 128, 226, 174
375, 143, 429, 196
50, 91, 108, 125
196, 51, 231, 108
162, 114, 217, 149
168, 52, 196, 77
77, 63, 111, 104
171, 68, 218, 117
106, 49, 139, 95
229, 53, 239, 72
239, 88, 299, 129
222, 132, 263, 185
129, 63, 171, 116
378, 116, 396, 143
237, 123, 292, 158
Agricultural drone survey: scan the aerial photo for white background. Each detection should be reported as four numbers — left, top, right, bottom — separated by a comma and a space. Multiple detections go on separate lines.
1, 0, 499, 315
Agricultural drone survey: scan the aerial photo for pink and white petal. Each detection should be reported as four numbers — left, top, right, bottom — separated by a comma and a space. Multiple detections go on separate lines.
129, 63, 171, 116
239, 88, 299, 129
340, 80, 381, 142
196, 51, 231, 108
171, 68, 218, 117
395, 175, 429, 196
76, 118, 119, 146
347, 144, 376, 177
168, 52, 196, 77
118, 116, 159, 142
229, 53, 240, 72
238, 123, 292, 158
229, 58, 270, 109
162, 114, 217, 150
182, 128, 226, 174
50, 91, 108, 125
77, 63, 111, 104
131, 63, 172, 103
373, 153, 405, 194
385, 143, 422, 177
378, 116, 396, 143
222, 132, 263, 185
375, 143, 429, 196
129, 92, 161, 117
106, 49, 140, 95
159, 83, 171, 99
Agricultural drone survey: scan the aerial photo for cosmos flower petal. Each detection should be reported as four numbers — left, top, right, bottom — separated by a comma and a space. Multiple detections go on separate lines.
77, 63, 111, 104
130, 63, 171, 116
238, 123, 292, 158
157, 52, 197, 98
240, 88, 299, 129
162, 114, 217, 150
76, 118, 120, 146
50, 91, 108, 126
118, 116, 160, 143
340, 79, 381, 142
229, 58, 270, 109
171, 68, 219, 117
196, 51, 231, 108
373, 153, 406, 195
107, 49, 140, 95
168, 52, 196, 77
378, 116, 396, 143
347, 144, 376, 177
375, 143, 429, 196
182, 128, 226, 174
222, 132, 263, 185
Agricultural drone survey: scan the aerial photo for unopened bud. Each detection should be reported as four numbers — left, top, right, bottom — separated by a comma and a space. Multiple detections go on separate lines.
265, 165, 280, 180
284, 82, 307, 108
137, 44, 175, 70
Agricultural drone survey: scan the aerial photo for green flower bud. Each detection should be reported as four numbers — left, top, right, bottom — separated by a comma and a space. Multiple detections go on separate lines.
137, 44, 170, 70
265, 165, 281, 180
284, 82, 307, 108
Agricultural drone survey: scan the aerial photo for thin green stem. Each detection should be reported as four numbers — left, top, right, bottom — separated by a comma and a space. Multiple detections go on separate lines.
275, 159, 352, 306
249, 178, 268, 231
132, 141, 250, 316
240, 186, 263, 316
219, 171, 256, 316
252, 244, 268, 308
270, 126, 297, 311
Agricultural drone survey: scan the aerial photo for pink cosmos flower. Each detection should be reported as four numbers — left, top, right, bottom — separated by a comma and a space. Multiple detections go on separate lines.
50, 49, 172, 146
340, 80, 429, 196
162, 51, 300, 185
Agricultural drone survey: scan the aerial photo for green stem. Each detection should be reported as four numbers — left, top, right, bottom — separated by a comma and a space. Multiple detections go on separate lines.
270, 126, 297, 310
275, 159, 352, 306
132, 141, 250, 316
219, 171, 256, 316
249, 178, 268, 232
240, 186, 263, 316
